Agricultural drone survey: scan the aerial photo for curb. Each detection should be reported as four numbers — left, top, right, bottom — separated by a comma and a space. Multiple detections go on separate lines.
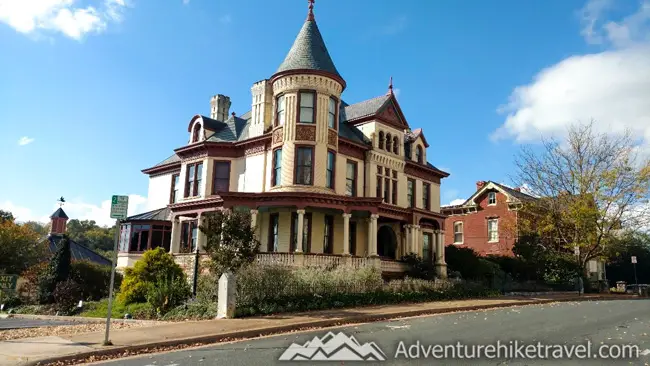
26, 295, 630, 366
4, 314, 163, 325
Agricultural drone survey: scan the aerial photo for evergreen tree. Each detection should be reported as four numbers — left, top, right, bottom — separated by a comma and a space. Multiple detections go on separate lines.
38, 236, 71, 303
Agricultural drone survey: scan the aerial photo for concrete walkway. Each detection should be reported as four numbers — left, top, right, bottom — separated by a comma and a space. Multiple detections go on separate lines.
0, 294, 631, 366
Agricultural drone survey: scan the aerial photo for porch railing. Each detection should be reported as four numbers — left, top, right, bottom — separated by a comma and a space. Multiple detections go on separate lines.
255, 253, 409, 273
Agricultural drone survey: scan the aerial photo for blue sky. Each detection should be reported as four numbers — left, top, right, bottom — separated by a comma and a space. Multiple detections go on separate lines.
1, 0, 649, 226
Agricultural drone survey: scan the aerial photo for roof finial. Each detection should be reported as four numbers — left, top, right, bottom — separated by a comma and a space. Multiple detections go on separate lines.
387, 76, 394, 95
307, 0, 315, 21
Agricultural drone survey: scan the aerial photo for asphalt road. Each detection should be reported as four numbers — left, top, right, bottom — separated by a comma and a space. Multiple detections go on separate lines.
95, 299, 650, 365
0, 318, 84, 329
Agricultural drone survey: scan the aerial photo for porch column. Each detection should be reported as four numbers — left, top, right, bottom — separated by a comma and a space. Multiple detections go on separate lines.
403, 225, 412, 255
342, 213, 351, 255
369, 214, 379, 256
250, 209, 258, 229
435, 230, 448, 279
410, 225, 419, 254
170, 216, 181, 254
197, 214, 206, 252
295, 209, 305, 253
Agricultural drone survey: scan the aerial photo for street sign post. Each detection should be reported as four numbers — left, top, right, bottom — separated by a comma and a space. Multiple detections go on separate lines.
632, 256, 639, 295
104, 195, 128, 346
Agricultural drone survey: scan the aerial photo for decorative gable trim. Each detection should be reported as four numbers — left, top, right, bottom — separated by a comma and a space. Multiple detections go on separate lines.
347, 94, 410, 131
465, 182, 518, 206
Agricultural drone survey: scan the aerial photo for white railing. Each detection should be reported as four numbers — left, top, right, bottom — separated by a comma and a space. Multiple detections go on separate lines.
380, 259, 410, 273
255, 252, 296, 266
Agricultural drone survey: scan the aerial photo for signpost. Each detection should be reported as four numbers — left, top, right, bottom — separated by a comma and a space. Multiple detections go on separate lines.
0, 275, 17, 290
632, 256, 639, 295
104, 195, 128, 346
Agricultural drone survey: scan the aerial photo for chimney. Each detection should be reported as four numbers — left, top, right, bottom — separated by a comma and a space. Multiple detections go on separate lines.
210, 94, 231, 121
476, 181, 486, 190
49, 208, 69, 236
513, 187, 522, 192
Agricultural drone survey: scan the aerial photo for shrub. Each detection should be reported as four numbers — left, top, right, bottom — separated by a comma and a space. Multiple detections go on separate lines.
70, 261, 122, 301
444, 245, 483, 280
38, 236, 72, 304
196, 272, 219, 303
0, 290, 21, 309
52, 279, 82, 314
401, 253, 437, 280
118, 248, 187, 304
18, 262, 48, 304
79, 299, 156, 319
201, 211, 260, 276
145, 276, 191, 315
162, 301, 218, 321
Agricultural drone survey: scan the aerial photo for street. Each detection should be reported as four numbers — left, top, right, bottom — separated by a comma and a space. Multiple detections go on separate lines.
93, 299, 650, 365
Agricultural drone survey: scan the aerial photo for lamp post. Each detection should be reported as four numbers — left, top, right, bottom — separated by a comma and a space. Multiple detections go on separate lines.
192, 244, 200, 297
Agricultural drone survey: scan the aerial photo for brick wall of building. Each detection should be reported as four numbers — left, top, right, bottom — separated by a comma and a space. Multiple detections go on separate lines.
443, 188, 519, 256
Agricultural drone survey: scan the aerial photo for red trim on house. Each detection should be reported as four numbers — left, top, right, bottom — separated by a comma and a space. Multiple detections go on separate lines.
141, 162, 181, 176
338, 137, 368, 160
404, 160, 449, 184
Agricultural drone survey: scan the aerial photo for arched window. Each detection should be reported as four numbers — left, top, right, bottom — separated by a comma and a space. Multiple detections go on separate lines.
386, 133, 392, 152
192, 123, 201, 143
416, 145, 423, 163
393, 136, 399, 154
378, 131, 385, 149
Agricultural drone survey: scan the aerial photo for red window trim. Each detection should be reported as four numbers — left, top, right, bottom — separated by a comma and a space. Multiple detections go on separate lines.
327, 149, 336, 190
274, 93, 285, 127
271, 147, 282, 187
296, 89, 317, 124
184, 162, 203, 198
345, 159, 358, 197
328, 95, 339, 131
294, 145, 315, 185
212, 160, 231, 194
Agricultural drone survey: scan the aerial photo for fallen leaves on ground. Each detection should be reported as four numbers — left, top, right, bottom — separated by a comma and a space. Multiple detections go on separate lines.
0, 322, 150, 341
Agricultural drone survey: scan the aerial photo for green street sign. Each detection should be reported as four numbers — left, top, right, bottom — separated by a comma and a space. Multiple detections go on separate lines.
0, 275, 18, 290
110, 195, 129, 220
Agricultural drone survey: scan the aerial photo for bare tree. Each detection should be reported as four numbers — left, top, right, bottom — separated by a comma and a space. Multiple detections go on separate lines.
515, 121, 650, 272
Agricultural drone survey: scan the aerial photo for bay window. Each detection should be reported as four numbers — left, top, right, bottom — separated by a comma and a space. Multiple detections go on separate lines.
212, 161, 230, 193
184, 162, 203, 197
328, 97, 337, 128
275, 94, 285, 126
170, 174, 180, 204
326, 150, 335, 189
345, 160, 357, 196
272, 148, 282, 187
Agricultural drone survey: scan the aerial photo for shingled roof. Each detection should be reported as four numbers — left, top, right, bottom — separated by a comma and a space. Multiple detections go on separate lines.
46, 236, 111, 267
125, 207, 171, 221
340, 95, 390, 123
50, 208, 69, 219
274, 8, 343, 86
205, 113, 252, 143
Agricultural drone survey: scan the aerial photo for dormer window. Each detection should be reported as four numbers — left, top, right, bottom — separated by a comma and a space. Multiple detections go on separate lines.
416, 145, 423, 163
378, 131, 385, 149
392, 136, 399, 154
192, 123, 201, 143
275, 94, 285, 126
298, 91, 315, 123
488, 192, 497, 205
386, 133, 392, 152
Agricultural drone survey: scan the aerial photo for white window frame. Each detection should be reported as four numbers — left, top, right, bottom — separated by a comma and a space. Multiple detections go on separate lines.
487, 219, 499, 243
453, 221, 464, 244
487, 191, 497, 206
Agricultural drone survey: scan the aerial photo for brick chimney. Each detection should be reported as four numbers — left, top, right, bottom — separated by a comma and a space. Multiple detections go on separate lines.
49, 208, 69, 236
476, 181, 487, 190
210, 94, 231, 122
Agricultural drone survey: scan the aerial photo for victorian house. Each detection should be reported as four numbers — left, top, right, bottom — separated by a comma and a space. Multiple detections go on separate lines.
117, 2, 450, 277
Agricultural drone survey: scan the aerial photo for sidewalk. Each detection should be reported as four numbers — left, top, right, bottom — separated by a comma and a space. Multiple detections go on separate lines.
0, 293, 632, 366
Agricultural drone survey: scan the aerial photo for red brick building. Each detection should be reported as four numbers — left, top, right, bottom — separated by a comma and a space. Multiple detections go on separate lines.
440, 181, 535, 256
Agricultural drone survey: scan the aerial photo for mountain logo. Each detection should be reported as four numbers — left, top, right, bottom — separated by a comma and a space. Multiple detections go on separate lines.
278, 331, 387, 361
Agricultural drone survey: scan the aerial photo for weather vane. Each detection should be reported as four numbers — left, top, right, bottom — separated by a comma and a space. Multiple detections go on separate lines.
57, 196, 65, 207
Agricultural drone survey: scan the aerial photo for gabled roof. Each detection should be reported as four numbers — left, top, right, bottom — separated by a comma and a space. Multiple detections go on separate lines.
274, 14, 343, 87
340, 93, 409, 130
50, 208, 68, 219
340, 95, 390, 122
442, 181, 536, 209
46, 236, 111, 267
125, 207, 171, 222
406, 128, 430, 148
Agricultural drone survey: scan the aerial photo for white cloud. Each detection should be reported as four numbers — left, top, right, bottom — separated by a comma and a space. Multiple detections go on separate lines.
182, 0, 190, 4
0, 0, 127, 40
492, 0, 650, 156
17, 136, 35, 145
446, 199, 465, 206
0, 194, 150, 227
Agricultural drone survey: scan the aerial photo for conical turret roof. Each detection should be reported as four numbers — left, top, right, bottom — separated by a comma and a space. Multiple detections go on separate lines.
273, 3, 345, 88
